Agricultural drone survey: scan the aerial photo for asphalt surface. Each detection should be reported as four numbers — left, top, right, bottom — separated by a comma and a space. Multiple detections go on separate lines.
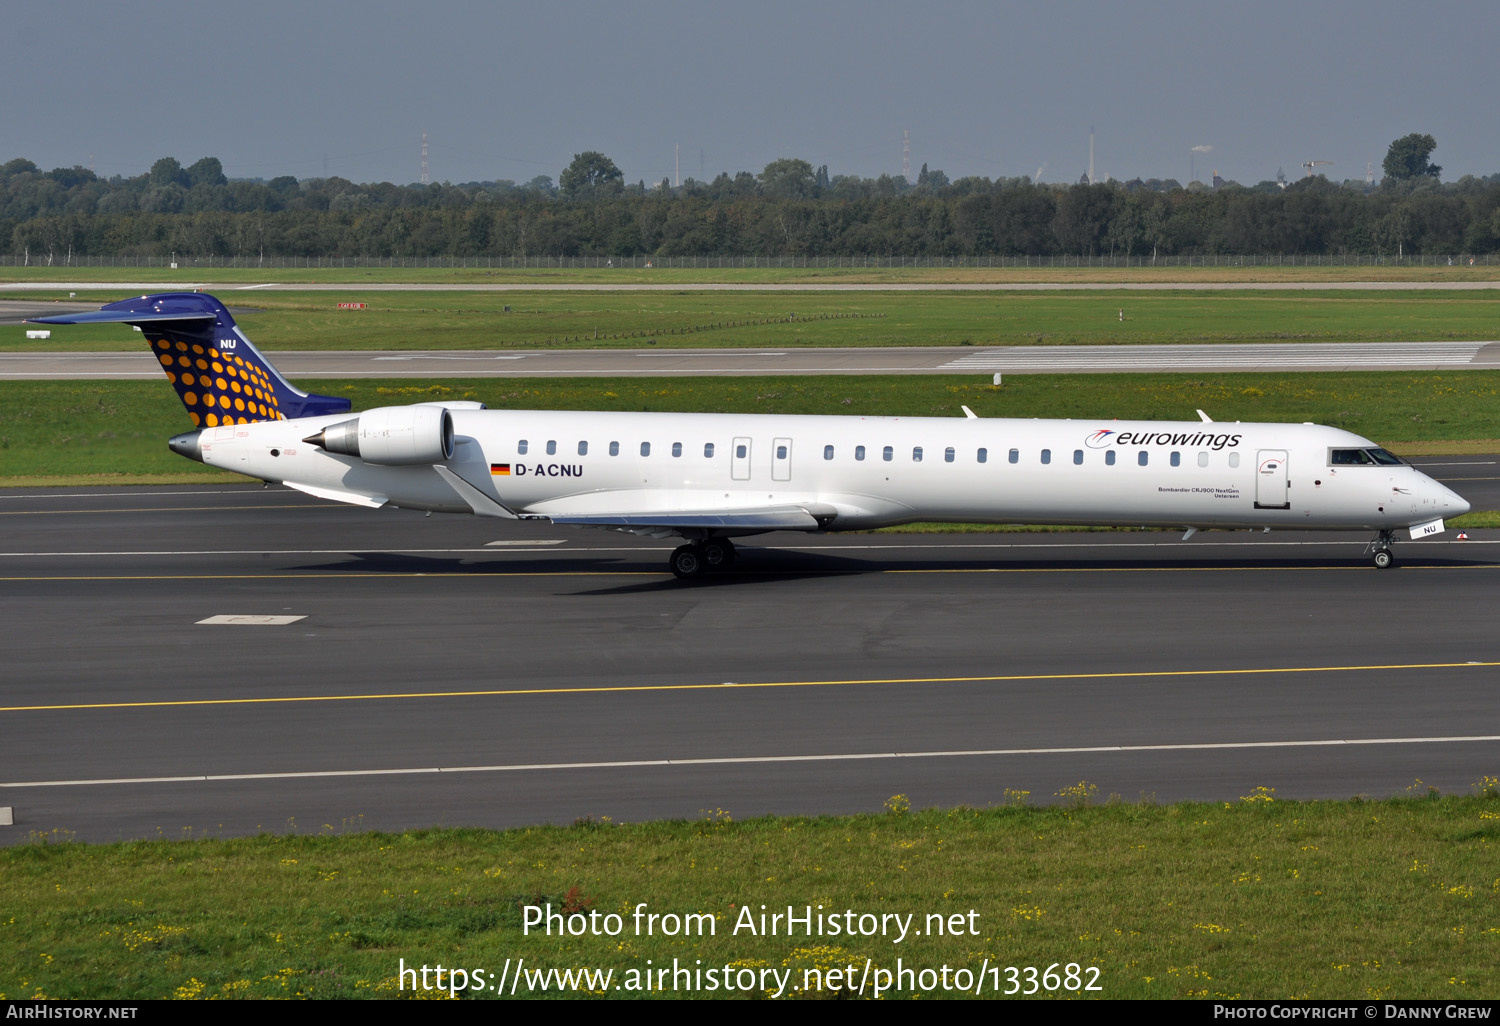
8, 341, 1500, 379
2, 463, 1497, 844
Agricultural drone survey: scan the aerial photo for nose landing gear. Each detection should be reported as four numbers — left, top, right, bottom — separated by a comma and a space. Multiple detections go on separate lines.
1366, 529, 1397, 569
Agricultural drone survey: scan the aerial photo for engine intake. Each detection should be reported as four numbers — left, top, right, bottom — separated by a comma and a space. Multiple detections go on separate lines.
303, 405, 454, 465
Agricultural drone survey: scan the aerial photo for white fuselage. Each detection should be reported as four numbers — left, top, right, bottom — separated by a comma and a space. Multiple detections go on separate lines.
195, 409, 1469, 534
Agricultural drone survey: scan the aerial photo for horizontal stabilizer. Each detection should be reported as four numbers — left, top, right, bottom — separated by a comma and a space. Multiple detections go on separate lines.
544, 507, 822, 530
29, 310, 216, 328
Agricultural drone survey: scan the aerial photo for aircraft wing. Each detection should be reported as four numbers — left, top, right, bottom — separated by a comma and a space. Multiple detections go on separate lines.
542, 507, 823, 530
432, 468, 830, 530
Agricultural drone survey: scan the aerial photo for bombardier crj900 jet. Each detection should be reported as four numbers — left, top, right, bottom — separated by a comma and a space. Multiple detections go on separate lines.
33, 293, 1470, 578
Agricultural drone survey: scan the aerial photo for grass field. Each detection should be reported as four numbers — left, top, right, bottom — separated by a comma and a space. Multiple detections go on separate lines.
4, 262, 1500, 286
6, 287, 1500, 352
3, 790, 1498, 1000
5, 372, 1500, 484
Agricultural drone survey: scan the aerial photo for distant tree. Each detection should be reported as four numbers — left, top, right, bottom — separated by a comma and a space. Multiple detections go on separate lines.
148, 157, 190, 189
523, 175, 556, 195
559, 152, 623, 198
1052, 183, 1119, 255
45, 165, 96, 189
186, 157, 227, 188
1, 158, 39, 177
1383, 134, 1441, 181
268, 175, 300, 196
917, 163, 950, 190
758, 158, 816, 199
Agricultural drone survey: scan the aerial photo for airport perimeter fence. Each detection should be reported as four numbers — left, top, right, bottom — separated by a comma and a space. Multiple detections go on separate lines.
0, 253, 1495, 270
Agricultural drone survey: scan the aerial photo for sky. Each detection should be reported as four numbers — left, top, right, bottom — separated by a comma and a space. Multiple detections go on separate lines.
8, 1, 1497, 188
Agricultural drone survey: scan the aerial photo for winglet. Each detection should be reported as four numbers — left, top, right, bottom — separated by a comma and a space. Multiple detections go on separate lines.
961, 405, 979, 419
1197, 409, 1213, 423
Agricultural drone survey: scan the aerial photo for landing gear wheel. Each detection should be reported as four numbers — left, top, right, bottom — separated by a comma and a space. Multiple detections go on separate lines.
700, 539, 734, 570
670, 544, 705, 580
1372, 548, 1395, 570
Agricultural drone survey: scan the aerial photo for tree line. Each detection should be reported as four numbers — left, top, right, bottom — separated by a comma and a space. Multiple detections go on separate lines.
4, 138, 1499, 261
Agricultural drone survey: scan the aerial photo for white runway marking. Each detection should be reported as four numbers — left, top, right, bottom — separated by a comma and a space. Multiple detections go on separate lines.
371, 354, 525, 361
7, 734, 1500, 789
196, 614, 307, 625
941, 341, 1486, 371
0, 490, 304, 500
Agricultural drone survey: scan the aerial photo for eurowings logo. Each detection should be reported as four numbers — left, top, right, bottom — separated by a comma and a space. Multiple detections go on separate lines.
1084, 429, 1116, 449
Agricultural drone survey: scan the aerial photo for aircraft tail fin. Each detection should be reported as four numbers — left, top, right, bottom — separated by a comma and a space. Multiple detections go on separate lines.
30, 292, 351, 427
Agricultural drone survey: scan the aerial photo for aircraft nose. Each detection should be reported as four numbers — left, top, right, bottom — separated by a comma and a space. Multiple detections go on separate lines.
1425, 474, 1469, 516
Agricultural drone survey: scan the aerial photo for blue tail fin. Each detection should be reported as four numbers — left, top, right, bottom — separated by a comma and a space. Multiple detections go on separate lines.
30, 292, 351, 427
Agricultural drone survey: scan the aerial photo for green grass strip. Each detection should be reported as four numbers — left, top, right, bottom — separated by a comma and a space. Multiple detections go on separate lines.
2, 790, 1498, 1000
4, 372, 1500, 481
7, 287, 1500, 351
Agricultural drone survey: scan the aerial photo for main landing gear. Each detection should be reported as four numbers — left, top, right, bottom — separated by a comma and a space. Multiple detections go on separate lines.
669, 539, 737, 580
1367, 529, 1397, 570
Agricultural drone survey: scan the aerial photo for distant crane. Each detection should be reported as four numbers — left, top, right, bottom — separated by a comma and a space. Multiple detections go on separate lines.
1301, 160, 1334, 177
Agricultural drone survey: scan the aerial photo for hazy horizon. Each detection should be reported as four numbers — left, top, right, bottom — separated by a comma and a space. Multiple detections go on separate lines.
10, 0, 1497, 188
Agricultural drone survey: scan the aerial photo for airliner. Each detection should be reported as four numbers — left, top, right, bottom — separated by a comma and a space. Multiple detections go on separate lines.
32, 292, 1470, 578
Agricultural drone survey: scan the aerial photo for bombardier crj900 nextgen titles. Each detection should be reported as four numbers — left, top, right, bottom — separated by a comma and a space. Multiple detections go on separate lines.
33, 293, 1470, 578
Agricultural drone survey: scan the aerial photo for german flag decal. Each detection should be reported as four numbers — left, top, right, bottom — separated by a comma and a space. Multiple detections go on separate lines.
490, 463, 511, 476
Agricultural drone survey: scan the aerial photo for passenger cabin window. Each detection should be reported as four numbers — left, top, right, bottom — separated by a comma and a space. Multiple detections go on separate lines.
517, 439, 529, 455
1073, 449, 1083, 465
1228, 452, 1240, 468
1040, 449, 1051, 465
777, 444, 788, 459
609, 441, 620, 456
640, 442, 651, 457
1138, 451, 1149, 466
883, 446, 894, 462
1197, 451, 1209, 467
736, 444, 747, 459
578, 441, 588, 456
1008, 448, 1019, 464
1170, 451, 1180, 467
1106, 450, 1116, 466
855, 445, 866, 461
672, 442, 683, 458
912, 446, 923, 462
944, 447, 955, 463
824, 445, 834, 460
546, 440, 557, 455
977, 448, 987, 464
704, 442, 714, 458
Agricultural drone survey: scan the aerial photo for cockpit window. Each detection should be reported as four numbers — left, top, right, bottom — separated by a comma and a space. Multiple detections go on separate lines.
1331, 448, 1406, 466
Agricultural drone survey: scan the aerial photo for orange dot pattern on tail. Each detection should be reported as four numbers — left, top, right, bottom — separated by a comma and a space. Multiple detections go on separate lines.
152, 337, 284, 427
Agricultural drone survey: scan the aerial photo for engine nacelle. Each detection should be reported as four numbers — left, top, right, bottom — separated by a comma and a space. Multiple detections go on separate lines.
304, 405, 454, 465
